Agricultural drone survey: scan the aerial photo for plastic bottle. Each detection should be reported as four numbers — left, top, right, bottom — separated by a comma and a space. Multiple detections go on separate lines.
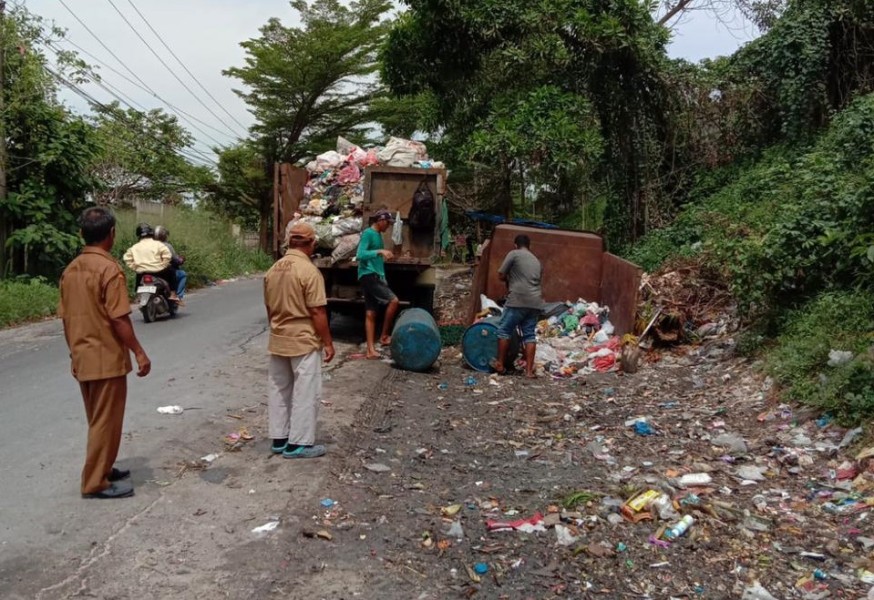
664, 515, 695, 540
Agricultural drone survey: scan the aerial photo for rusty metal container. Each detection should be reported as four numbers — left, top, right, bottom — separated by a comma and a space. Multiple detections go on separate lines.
467, 225, 642, 335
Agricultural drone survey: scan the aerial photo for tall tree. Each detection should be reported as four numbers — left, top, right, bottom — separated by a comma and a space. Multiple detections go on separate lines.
0, 7, 100, 277
221, 0, 391, 252
208, 142, 272, 250
225, 0, 391, 164
89, 103, 214, 206
382, 0, 671, 244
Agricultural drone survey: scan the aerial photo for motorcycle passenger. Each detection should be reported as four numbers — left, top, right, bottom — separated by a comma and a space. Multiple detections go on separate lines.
153, 226, 187, 299
123, 223, 179, 300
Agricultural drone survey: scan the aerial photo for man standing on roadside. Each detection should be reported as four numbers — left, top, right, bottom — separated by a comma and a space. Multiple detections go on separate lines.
356, 209, 400, 359
492, 234, 543, 379
59, 207, 151, 499
264, 222, 335, 459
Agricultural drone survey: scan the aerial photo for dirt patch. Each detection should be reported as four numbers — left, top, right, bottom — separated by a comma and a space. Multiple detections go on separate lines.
265, 341, 874, 599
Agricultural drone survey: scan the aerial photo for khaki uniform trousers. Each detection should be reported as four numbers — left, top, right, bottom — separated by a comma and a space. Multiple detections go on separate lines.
267, 350, 322, 445
78, 376, 127, 494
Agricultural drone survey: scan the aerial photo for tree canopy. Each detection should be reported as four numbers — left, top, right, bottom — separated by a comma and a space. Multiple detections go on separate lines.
89, 103, 214, 206
224, 0, 392, 164
382, 0, 672, 244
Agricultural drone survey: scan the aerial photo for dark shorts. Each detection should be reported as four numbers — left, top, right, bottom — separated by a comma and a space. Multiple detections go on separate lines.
360, 274, 397, 311
497, 307, 540, 345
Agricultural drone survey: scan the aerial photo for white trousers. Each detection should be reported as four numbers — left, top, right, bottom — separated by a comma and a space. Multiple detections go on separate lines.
267, 351, 322, 444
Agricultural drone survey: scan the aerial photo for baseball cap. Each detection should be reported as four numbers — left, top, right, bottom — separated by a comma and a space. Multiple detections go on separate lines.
287, 221, 316, 243
373, 209, 395, 223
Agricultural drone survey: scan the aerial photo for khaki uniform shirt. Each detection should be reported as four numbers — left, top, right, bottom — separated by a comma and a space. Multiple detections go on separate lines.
264, 249, 327, 357
123, 238, 171, 273
58, 247, 133, 382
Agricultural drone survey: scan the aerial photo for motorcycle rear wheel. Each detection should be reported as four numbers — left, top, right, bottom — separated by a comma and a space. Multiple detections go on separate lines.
142, 299, 157, 323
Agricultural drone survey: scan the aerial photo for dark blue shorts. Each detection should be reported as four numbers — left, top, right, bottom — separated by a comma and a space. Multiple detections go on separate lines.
360, 274, 397, 311
497, 307, 539, 345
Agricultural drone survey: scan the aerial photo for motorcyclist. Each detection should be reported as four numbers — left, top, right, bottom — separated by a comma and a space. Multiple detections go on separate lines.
123, 223, 179, 300
154, 226, 187, 299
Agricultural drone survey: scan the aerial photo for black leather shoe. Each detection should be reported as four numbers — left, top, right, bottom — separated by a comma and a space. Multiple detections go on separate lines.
108, 467, 130, 482
82, 481, 134, 499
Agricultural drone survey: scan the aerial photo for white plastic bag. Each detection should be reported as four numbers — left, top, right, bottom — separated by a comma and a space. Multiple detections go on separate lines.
391, 211, 403, 246
336, 136, 358, 155
331, 233, 360, 263
377, 137, 428, 167
313, 150, 344, 172
330, 216, 362, 238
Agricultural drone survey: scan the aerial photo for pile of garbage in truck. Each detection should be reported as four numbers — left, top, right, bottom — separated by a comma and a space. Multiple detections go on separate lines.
286, 136, 444, 261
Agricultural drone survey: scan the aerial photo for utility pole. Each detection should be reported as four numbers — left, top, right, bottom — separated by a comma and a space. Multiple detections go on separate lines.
0, 0, 7, 278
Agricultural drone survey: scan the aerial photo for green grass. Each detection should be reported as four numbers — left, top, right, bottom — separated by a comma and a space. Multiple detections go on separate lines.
0, 277, 60, 328
765, 291, 874, 424
113, 207, 273, 291
0, 207, 272, 329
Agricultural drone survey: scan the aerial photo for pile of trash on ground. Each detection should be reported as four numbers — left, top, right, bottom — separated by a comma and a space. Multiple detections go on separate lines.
286, 136, 444, 262
637, 258, 736, 346
478, 296, 641, 377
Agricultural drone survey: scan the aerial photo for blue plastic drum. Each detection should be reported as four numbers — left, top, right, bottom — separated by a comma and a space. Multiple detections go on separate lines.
390, 308, 442, 372
462, 315, 520, 372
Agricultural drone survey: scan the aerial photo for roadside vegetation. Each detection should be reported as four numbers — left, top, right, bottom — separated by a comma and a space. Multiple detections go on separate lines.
1, 1, 871, 416
0, 277, 59, 328
113, 209, 272, 291
0, 208, 270, 329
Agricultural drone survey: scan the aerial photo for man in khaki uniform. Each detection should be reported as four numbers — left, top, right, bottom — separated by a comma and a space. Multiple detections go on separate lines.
59, 207, 151, 499
264, 222, 335, 458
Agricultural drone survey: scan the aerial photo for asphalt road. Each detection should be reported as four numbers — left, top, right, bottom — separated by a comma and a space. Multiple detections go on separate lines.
0, 278, 272, 593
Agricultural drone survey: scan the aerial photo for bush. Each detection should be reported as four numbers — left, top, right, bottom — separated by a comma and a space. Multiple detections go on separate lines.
0, 277, 60, 327
766, 291, 874, 424
113, 207, 272, 291
629, 93, 874, 317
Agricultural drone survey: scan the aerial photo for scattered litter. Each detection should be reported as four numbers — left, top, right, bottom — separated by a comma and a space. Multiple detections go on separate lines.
827, 349, 854, 367
678, 473, 712, 487
446, 521, 464, 539
364, 463, 392, 473
252, 521, 279, 534
741, 582, 779, 600
157, 405, 183, 415
486, 513, 546, 533
555, 524, 579, 546
737, 465, 767, 482
321, 498, 336, 508
633, 420, 656, 436
200, 453, 219, 463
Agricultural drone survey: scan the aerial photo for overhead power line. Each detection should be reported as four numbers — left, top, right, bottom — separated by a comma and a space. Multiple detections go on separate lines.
46, 39, 232, 149
104, 0, 247, 139
44, 63, 217, 168
54, 0, 234, 147
125, 0, 250, 133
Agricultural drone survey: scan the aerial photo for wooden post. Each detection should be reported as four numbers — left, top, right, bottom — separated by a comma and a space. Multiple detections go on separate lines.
272, 162, 280, 258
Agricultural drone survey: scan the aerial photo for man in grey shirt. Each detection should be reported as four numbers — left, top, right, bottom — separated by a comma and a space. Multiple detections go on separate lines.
492, 234, 543, 378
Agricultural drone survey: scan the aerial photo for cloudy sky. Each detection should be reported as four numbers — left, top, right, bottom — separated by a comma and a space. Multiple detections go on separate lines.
21, 0, 759, 166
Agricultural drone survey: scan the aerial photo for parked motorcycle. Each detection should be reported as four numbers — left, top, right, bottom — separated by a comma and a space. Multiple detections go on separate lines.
136, 274, 178, 322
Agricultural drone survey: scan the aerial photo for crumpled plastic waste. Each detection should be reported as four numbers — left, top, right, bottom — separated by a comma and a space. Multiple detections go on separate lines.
490, 296, 623, 378
294, 136, 439, 258
486, 513, 546, 533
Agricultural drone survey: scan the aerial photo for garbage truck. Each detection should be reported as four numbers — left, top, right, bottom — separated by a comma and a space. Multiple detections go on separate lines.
273, 163, 447, 316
